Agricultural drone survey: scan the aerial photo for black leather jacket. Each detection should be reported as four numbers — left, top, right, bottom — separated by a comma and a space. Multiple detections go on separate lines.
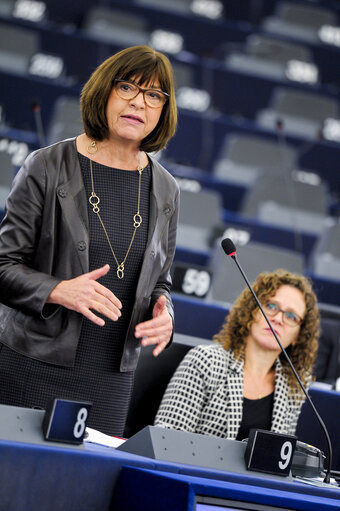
0, 138, 179, 371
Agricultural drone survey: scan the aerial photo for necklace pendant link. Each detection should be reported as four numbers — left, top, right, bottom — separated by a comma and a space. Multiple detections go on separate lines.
87, 140, 98, 154
89, 192, 100, 213
88, 156, 143, 280
133, 213, 142, 228
117, 263, 124, 279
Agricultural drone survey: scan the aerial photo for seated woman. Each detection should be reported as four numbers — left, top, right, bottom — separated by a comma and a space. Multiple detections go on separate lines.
155, 269, 319, 440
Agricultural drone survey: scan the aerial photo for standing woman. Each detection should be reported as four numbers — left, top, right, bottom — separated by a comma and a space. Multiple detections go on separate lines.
0, 45, 179, 437
155, 270, 320, 439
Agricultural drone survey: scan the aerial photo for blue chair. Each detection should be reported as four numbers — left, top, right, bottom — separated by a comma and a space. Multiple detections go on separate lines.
296, 387, 340, 471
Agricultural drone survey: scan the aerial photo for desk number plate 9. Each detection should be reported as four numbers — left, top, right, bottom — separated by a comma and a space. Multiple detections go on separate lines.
245, 429, 297, 477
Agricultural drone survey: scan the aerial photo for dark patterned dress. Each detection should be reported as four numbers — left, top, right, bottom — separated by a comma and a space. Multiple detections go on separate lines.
0, 154, 151, 437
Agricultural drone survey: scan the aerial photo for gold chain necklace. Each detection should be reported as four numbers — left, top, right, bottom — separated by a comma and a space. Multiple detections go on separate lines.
244, 367, 264, 399
244, 366, 274, 399
87, 141, 143, 279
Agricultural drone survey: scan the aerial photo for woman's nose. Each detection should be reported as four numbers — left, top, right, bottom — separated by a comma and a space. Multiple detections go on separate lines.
272, 311, 284, 324
130, 91, 146, 108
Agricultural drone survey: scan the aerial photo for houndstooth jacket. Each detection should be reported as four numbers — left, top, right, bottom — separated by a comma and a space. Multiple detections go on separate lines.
154, 344, 307, 439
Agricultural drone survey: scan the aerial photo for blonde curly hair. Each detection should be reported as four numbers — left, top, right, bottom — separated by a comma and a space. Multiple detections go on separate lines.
213, 269, 320, 391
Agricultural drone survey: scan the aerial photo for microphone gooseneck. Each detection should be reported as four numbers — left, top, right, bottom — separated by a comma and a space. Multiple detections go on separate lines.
221, 237, 333, 484
31, 100, 46, 149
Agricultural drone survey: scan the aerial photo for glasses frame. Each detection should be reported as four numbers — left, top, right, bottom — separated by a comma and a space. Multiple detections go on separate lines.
262, 302, 303, 327
114, 79, 169, 108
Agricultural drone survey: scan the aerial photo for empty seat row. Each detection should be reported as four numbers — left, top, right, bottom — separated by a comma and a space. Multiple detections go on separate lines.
4, 83, 338, 200
175, 186, 340, 282
1, 5, 340, 107
1, 13, 340, 150
172, 237, 340, 309
164, 110, 340, 196
262, 1, 340, 46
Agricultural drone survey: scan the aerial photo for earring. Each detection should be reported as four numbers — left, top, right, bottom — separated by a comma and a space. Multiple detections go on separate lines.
87, 140, 98, 154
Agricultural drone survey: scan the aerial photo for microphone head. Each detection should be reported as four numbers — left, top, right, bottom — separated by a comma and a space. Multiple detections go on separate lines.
221, 238, 236, 257
275, 118, 284, 131
31, 100, 41, 112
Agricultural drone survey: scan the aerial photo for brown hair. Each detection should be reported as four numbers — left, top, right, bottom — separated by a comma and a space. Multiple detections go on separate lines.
213, 269, 320, 391
80, 45, 177, 152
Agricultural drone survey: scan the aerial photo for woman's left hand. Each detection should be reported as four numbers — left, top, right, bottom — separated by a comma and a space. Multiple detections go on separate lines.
135, 295, 173, 357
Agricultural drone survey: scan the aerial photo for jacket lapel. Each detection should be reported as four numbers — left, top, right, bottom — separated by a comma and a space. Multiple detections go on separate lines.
56, 147, 89, 274
226, 354, 244, 439
271, 358, 289, 434
135, 157, 175, 299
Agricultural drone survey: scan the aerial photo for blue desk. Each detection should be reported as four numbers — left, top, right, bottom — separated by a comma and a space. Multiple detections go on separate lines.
112, 466, 340, 511
1, 435, 339, 511
0, 438, 156, 511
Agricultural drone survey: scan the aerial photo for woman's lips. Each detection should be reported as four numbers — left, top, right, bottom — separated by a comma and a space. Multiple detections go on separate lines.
265, 327, 279, 337
121, 115, 144, 124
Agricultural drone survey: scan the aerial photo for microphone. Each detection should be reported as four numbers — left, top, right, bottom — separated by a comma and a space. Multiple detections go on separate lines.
221, 237, 333, 484
31, 100, 46, 148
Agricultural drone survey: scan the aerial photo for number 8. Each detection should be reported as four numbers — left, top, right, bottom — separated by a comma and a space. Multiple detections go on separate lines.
73, 407, 88, 438
279, 441, 293, 470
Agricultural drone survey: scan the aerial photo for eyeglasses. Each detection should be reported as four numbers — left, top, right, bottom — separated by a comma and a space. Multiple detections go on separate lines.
114, 80, 169, 108
262, 302, 303, 327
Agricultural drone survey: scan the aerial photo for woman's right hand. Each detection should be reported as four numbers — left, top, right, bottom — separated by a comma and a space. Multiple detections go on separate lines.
47, 264, 122, 326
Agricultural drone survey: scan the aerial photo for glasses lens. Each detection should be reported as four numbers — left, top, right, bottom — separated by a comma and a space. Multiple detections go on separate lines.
283, 311, 300, 326
116, 81, 138, 99
264, 302, 300, 326
265, 303, 279, 315
144, 90, 166, 107
115, 81, 167, 107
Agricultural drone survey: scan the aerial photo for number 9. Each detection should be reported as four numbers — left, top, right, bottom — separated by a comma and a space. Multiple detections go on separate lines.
278, 441, 293, 470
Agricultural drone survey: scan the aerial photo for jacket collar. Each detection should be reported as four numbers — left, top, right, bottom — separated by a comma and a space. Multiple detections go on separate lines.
56, 139, 89, 273
147, 154, 175, 241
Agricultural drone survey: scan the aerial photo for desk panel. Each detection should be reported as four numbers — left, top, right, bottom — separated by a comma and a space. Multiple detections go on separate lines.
112, 466, 340, 511
1, 433, 340, 511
